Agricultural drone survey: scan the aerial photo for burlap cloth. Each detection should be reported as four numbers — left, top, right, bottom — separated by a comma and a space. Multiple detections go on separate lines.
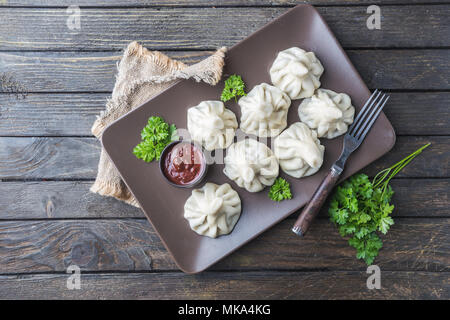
90, 41, 227, 207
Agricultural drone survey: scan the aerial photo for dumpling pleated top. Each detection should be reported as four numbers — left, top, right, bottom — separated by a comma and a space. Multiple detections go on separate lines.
270, 47, 324, 100
184, 183, 241, 238
238, 83, 291, 138
298, 89, 355, 139
274, 122, 325, 178
187, 100, 238, 150
223, 138, 279, 192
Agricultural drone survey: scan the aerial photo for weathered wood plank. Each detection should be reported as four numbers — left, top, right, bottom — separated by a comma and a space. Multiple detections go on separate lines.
0, 271, 448, 299
0, 51, 207, 92
0, 94, 105, 136
347, 50, 450, 90
0, 136, 446, 179
0, 6, 448, 50
0, 137, 100, 179
382, 92, 450, 136
0, 179, 447, 219
1, 92, 448, 136
1, 50, 448, 93
2, 1, 448, 7
387, 179, 449, 218
0, 181, 143, 219
363, 136, 449, 178
0, 218, 448, 273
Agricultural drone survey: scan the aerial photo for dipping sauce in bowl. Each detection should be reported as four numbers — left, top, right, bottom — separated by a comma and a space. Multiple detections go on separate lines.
160, 141, 207, 187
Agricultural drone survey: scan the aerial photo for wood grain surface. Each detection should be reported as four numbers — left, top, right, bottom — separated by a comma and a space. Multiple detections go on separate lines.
0, 218, 448, 273
0, 271, 447, 299
2, 1, 449, 7
0, 6, 449, 50
0, 1, 448, 300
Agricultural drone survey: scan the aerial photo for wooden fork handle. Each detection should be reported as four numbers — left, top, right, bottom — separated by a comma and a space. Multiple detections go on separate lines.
292, 167, 341, 237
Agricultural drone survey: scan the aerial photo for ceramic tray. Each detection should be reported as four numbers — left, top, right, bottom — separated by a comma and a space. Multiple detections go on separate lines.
101, 4, 396, 273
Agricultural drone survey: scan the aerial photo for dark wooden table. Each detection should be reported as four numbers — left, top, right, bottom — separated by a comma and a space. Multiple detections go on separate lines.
0, 1, 449, 300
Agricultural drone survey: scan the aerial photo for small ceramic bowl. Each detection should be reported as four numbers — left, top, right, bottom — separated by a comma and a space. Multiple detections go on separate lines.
159, 141, 208, 188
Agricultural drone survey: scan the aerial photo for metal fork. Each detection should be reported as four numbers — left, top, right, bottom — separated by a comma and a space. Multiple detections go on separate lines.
292, 90, 390, 237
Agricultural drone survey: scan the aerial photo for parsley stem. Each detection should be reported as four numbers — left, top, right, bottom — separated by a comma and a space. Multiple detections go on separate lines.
372, 143, 430, 191
372, 167, 391, 189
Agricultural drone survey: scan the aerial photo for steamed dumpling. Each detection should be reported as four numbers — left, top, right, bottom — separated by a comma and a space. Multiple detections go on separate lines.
238, 83, 291, 137
184, 183, 241, 238
298, 89, 355, 139
270, 47, 324, 100
223, 138, 279, 192
187, 100, 238, 150
274, 122, 325, 178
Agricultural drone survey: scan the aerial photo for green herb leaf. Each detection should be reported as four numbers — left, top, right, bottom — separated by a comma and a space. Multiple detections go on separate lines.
349, 233, 383, 265
133, 116, 177, 162
220, 74, 246, 102
268, 177, 292, 202
133, 140, 157, 162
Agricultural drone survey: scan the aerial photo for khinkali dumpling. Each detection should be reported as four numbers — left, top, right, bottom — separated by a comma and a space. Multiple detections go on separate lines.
184, 183, 241, 238
238, 83, 291, 138
274, 122, 325, 178
270, 47, 324, 100
187, 100, 238, 150
223, 139, 279, 192
298, 89, 355, 139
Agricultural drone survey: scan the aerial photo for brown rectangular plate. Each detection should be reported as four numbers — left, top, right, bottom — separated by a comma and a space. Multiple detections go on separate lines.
101, 4, 396, 273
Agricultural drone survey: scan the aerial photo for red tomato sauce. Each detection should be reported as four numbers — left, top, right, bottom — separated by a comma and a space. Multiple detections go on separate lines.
163, 142, 204, 185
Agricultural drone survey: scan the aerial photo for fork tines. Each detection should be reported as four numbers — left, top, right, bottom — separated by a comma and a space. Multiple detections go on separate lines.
348, 89, 390, 141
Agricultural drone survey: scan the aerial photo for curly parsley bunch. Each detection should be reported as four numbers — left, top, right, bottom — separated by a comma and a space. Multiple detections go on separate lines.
133, 116, 177, 162
329, 143, 430, 265
221, 74, 246, 102
329, 174, 393, 265
268, 177, 292, 202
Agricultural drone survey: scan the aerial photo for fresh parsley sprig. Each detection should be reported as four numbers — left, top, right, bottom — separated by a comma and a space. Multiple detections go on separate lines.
133, 116, 177, 162
269, 177, 292, 202
329, 143, 430, 265
220, 74, 246, 102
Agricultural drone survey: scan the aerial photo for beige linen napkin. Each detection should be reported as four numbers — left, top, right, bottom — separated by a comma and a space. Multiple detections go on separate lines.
90, 41, 227, 207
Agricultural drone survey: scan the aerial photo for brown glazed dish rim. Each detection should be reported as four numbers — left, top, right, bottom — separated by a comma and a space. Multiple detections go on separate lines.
158, 140, 208, 188
101, 4, 396, 273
